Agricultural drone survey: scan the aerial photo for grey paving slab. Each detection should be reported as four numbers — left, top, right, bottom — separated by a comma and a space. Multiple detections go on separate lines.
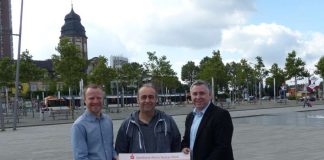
1, 102, 324, 160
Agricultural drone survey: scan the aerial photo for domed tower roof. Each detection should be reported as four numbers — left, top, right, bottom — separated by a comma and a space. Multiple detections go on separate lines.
60, 8, 86, 37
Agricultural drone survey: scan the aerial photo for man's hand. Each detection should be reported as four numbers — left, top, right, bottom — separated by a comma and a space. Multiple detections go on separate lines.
113, 155, 119, 160
182, 147, 191, 154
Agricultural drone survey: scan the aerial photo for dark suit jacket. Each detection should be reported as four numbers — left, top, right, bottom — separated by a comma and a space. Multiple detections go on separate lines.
181, 103, 234, 160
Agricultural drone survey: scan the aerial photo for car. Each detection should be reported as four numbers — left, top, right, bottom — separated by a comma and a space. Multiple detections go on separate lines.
248, 96, 256, 101
299, 96, 316, 102
307, 96, 316, 101
243, 96, 256, 101
261, 96, 271, 100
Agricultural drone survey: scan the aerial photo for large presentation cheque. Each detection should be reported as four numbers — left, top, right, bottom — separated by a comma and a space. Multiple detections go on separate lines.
119, 152, 190, 160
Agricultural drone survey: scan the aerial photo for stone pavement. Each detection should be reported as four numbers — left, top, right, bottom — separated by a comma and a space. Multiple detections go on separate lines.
1, 100, 324, 160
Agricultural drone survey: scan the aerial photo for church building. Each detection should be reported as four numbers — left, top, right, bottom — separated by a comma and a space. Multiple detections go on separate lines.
60, 7, 88, 60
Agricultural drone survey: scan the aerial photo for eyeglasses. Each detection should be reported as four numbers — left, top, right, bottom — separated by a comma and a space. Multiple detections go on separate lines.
139, 95, 155, 100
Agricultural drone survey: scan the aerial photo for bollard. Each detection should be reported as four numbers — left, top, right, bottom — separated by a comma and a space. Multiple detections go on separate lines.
0, 98, 5, 131
40, 108, 45, 121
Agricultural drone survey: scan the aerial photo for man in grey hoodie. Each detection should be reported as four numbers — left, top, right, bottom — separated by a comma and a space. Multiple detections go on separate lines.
115, 84, 181, 154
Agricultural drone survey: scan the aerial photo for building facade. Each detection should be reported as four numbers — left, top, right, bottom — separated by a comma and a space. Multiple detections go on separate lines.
60, 8, 88, 60
110, 55, 128, 68
0, 0, 13, 59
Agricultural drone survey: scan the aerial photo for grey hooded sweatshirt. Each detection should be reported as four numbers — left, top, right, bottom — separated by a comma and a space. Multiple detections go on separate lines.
115, 110, 181, 154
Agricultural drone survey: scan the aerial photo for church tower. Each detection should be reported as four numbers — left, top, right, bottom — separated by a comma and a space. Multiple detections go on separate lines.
60, 8, 88, 60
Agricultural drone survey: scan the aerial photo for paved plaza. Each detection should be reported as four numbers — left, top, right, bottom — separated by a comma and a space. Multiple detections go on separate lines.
1, 102, 324, 160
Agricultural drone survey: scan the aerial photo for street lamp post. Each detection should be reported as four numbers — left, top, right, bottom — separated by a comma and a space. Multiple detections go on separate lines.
13, 0, 24, 130
273, 77, 276, 102
259, 80, 262, 104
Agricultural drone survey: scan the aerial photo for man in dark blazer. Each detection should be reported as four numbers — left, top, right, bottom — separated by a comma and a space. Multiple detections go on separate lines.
181, 80, 234, 160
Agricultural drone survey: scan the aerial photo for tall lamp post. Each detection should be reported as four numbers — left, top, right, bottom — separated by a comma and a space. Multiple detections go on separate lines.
13, 0, 24, 130
273, 77, 276, 102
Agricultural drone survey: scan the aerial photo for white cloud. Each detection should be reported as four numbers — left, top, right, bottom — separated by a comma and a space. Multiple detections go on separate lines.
220, 23, 303, 67
220, 23, 324, 75
141, 0, 255, 49
10, 0, 324, 80
300, 32, 324, 71
13, 0, 252, 59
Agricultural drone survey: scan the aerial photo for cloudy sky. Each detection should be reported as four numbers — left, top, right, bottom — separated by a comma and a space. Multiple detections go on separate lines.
10, 0, 324, 83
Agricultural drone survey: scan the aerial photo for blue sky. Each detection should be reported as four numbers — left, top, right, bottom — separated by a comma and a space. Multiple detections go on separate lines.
10, 0, 324, 84
252, 0, 324, 32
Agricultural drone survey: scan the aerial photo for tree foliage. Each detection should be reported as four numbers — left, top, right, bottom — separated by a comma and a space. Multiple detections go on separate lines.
181, 61, 199, 86
269, 63, 285, 86
197, 50, 228, 93
87, 56, 117, 92
225, 61, 244, 99
144, 51, 179, 92
0, 56, 14, 87
265, 63, 286, 96
19, 50, 46, 83
52, 38, 87, 90
284, 50, 309, 91
315, 56, 324, 78
118, 62, 145, 92
254, 56, 268, 80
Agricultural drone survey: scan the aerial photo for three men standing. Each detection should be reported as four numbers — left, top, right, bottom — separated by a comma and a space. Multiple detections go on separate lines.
71, 81, 234, 160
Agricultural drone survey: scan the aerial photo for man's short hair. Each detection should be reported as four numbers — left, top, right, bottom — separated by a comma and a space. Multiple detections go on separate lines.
137, 83, 158, 98
190, 80, 211, 92
83, 84, 104, 97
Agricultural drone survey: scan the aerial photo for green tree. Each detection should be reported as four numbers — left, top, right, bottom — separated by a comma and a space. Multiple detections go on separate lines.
285, 50, 309, 100
144, 51, 178, 93
254, 56, 268, 81
181, 61, 199, 86
253, 56, 268, 99
315, 56, 324, 78
197, 50, 228, 95
19, 50, 46, 83
87, 56, 117, 93
239, 59, 255, 97
52, 38, 87, 91
118, 62, 145, 94
265, 63, 286, 97
315, 56, 324, 99
225, 61, 244, 100
0, 56, 14, 87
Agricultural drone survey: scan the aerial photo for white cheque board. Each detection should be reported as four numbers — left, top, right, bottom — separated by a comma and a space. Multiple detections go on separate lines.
119, 152, 190, 160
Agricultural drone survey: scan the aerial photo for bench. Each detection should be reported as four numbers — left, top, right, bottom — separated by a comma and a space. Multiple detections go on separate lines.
218, 101, 231, 109
2, 114, 20, 124
248, 100, 257, 104
277, 99, 287, 104
107, 106, 121, 113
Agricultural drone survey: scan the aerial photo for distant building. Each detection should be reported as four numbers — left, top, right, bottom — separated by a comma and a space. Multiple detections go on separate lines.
110, 56, 128, 68
60, 7, 88, 60
86, 57, 99, 74
33, 59, 54, 78
28, 7, 89, 92
0, 0, 13, 59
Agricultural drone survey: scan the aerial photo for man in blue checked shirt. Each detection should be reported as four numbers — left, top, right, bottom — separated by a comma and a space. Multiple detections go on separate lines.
71, 84, 118, 160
